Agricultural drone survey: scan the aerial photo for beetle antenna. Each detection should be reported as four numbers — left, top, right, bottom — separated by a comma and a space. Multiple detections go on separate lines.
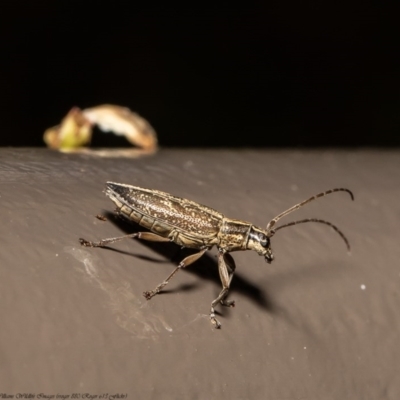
269, 218, 351, 251
266, 188, 354, 231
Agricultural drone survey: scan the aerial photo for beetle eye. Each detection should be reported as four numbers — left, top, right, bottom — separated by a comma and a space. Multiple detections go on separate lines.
259, 233, 268, 247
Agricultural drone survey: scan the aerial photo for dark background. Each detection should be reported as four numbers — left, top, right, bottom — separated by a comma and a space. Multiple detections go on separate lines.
1, 2, 399, 147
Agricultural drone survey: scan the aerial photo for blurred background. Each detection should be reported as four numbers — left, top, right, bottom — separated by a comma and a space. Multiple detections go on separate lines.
1, 2, 399, 148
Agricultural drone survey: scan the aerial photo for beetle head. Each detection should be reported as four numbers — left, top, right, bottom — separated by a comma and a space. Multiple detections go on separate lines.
248, 227, 274, 264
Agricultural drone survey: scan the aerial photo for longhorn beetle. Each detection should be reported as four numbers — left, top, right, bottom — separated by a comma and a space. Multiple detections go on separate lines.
80, 182, 354, 328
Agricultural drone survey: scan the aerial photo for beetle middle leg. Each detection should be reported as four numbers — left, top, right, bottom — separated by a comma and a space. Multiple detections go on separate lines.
143, 247, 209, 300
210, 249, 236, 329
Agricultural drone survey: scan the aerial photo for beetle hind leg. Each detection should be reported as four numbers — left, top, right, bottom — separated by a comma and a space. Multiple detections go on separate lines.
79, 231, 171, 248
210, 250, 236, 329
80, 232, 141, 247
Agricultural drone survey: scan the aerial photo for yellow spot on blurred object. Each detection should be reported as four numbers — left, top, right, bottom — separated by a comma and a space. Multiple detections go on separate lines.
43, 107, 91, 149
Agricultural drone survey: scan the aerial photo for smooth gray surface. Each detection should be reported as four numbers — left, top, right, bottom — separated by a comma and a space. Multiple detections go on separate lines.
1, 148, 399, 399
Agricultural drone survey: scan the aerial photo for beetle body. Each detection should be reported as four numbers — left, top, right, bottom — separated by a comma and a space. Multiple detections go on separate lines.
80, 182, 353, 328
107, 182, 273, 260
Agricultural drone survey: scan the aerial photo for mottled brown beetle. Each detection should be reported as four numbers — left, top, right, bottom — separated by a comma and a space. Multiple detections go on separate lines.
80, 182, 354, 328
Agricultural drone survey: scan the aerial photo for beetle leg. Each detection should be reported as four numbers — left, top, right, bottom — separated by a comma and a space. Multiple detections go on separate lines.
79, 231, 170, 247
136, 232, 172, 242
143, 247, 209, 300
219, 252, 236, 308
210, 250, 236, 329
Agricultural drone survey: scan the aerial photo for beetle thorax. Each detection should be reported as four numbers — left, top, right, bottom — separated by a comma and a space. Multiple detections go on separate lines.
217, 218, 252, 252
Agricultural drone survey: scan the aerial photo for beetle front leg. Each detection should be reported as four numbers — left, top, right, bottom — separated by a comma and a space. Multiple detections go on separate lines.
143, 247, 209, 300
210, 249, 236, 329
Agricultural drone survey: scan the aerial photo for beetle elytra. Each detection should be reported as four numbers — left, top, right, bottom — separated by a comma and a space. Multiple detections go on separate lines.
80, 182, 354, 328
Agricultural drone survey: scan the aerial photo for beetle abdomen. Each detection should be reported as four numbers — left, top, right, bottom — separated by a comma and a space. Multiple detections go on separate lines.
105, 182, 222, 238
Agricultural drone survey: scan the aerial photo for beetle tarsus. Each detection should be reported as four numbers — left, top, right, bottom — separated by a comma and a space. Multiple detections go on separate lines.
143, 290, 155, 300
79, 238, 109, 247
221, 299, 235, 307
79, 238, 96, 247
210, 312, 222, 329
